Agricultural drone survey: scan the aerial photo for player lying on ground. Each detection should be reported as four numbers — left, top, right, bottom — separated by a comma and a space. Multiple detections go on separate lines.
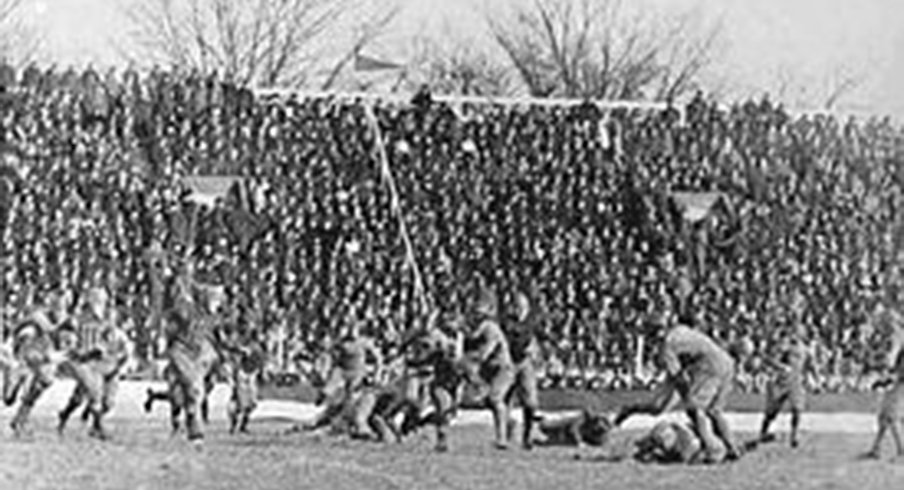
614, 316, 741, 464
584, 419, 709, 465
863, 326, 904, 459
633, 421, 704, 464
758, 327, 816, 448
535, 410, 613, 449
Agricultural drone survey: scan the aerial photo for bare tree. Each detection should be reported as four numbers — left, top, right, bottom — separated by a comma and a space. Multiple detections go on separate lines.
319, 3, 402, 91
760, 61, 869, 113
0, 0, 41, 66
487, 0, 724, 101
405, 36, 514, 96
821, 63, 867, 111
123, 0, 399, 89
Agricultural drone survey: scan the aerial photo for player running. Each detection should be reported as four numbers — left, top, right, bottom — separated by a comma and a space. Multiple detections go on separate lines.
6, 291, 72, 437
57, 315, 132, 440
758, 327, 816, 448
863, 325, 904, 459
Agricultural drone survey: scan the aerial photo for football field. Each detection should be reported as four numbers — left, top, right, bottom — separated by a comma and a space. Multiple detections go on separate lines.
0, 382, 901, 490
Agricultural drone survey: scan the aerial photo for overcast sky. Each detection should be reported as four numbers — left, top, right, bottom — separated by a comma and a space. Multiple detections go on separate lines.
18, 0, 904, 117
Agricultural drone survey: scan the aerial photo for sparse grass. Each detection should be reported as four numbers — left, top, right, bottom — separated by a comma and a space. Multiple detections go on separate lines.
1, 416, 900, 490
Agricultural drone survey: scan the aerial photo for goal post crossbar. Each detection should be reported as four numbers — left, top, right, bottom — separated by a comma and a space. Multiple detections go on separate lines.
254, 88, 670, 112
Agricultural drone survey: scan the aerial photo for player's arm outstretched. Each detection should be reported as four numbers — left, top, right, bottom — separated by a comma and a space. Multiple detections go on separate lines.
614, 380, 682, 426
615, 339, 686, 427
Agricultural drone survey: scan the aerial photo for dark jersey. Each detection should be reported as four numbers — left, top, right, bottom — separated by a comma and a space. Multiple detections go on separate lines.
504, 312, 549, 364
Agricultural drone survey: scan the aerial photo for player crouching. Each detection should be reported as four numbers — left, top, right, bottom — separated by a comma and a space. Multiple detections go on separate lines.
614, 314, 742, 464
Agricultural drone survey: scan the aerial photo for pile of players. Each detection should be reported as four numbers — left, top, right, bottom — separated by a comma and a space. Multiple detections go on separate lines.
294, 285, 904, 464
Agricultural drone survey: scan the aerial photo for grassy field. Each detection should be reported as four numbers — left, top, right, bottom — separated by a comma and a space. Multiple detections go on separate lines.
0, 418, 901, 490
0, 381, 895, 490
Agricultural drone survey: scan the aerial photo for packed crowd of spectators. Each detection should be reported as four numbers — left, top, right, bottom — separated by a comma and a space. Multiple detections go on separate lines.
0, 63, 902, 393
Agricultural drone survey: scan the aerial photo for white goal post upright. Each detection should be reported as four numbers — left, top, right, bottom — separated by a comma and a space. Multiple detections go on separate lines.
362, 105, 432, 315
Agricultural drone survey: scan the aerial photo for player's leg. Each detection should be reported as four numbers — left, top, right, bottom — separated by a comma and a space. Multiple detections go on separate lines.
201, 371, 216, 424
144, 387, 171, 413
306, 399, 344, 431
146, 363, 177, 413
65, 363, 109, 440
865, 413, 890, 458
182, 371, 206, 440
1, 359, 29, 407
58, 383, 88, 434
238, 408, 253, 434
788, 382, 806, 448
685, 375, 726, 463
759, 384, 786, 443
350, 389, 378, 440
888, 417, 904, 457
789, 408, 802, 448
486, 366, 515, 449
240, 376, 259, 433
687, 407, 724, 463
227, 390, 239, 434
707, 373, 740, 460
170, 348, 205, 440
517, 361, 540, 450
170, 382, 185, 434
10, 363, 52, 437
430, 386, 455, 452
368, 394, 402, 443
864, 385, 900, 458
0, 345, 17, 403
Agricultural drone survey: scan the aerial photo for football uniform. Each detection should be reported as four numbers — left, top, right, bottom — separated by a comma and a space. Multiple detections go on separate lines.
661, 326, 735, 412
538, 411, 612, 447
636, 421, 703, 464
765, 338, 810, 413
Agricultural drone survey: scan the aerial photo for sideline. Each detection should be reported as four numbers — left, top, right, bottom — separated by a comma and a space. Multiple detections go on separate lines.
0, 381, 879, 435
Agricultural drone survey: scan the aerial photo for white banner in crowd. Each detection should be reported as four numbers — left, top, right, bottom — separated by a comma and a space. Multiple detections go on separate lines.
671, 192, 724, 223
181, 176, 244, 207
